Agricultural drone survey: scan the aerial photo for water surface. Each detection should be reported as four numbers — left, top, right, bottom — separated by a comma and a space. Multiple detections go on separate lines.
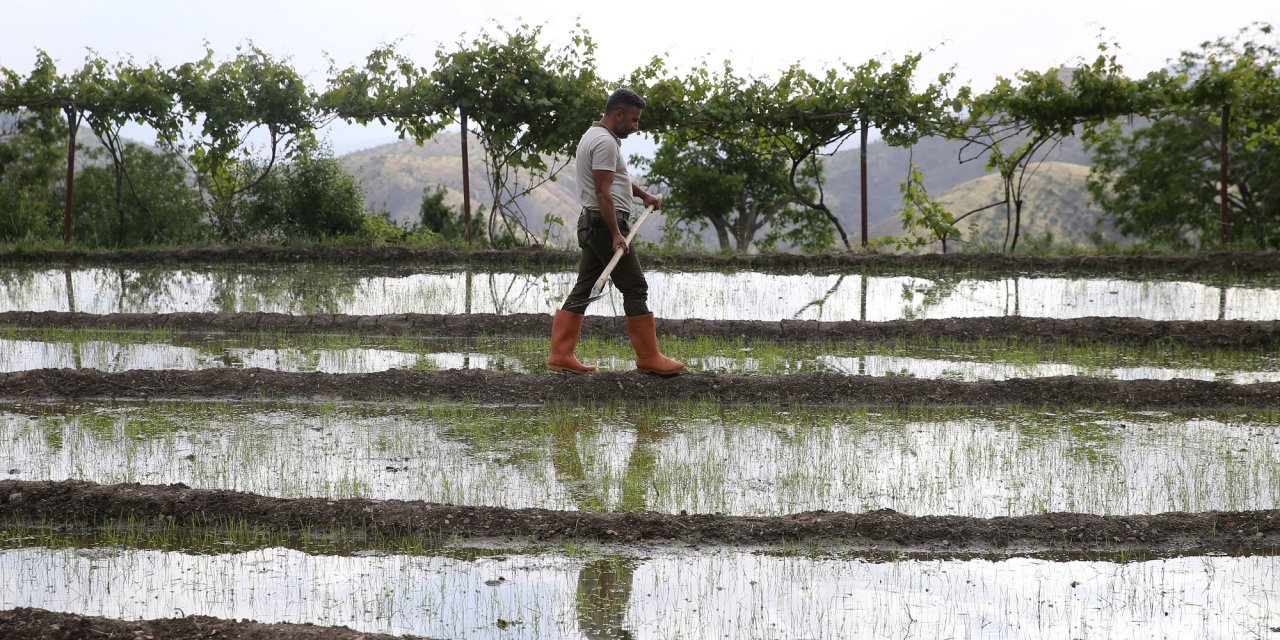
4, 402, 1277, 517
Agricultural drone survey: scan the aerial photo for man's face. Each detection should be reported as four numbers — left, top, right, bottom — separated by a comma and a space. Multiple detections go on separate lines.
609, 106, 643, 139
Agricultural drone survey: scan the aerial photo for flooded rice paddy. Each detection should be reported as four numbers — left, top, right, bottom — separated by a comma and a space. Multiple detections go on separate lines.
3, 255, 1279, 637
3, 265, 1280, 320
3, 331, 1278, 383
4, 401, 1278, 518
2, 544, 1277, 639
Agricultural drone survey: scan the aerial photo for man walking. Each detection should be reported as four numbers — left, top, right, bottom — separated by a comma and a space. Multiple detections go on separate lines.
547, 88, 684, 377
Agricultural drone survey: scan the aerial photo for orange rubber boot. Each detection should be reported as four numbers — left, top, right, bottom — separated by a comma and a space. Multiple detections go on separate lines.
548, 309, 597, 374
626, 313, 685, 376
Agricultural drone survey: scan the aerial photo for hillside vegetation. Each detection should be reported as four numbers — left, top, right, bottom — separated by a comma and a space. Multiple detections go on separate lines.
869, 161, 1123, 249
342, 131, 1114, 249
339, 133, 580, 245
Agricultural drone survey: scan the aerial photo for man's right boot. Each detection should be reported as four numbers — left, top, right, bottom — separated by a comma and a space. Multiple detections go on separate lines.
547, 309, 597, 374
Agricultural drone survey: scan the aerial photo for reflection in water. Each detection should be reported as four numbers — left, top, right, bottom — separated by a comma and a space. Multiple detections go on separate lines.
6, 337, 1278, 385
5, 266, 1280, 320
551, 410, 669, 638
2, 546, 1277, 639
5, 403, 1280, 517
577, 557, 637, 640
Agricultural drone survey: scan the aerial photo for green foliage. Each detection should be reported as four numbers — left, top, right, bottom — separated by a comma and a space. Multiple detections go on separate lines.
319, 44, 446, 142
431, 22, 604, 245
1087, 23, 1280, 249
942, 37, 1178, 252
238, 144, 367, 240
639, 208, 707, 253
631, 53, 958, 250
641, 131, 830, 252
897, 162, 957, 251
4, 21, 1275, 254
418, 184, 482, 242
0, 110, 64, 242
166, 45, 317, 240
759, 202, 837, 253
355, 210, 410, 245
72, 144, 209, 247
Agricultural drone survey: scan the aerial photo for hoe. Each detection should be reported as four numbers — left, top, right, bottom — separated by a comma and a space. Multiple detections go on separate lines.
566, 204, 656, 307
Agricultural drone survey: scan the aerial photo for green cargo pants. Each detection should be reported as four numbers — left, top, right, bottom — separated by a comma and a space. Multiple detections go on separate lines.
561, 208, 651, 316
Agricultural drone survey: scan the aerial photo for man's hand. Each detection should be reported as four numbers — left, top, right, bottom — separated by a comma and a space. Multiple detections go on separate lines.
640, 192, 663, 210
612, 232, 629, 254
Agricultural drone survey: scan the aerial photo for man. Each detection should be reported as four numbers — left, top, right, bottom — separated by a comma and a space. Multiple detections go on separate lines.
547, 88, 684, 377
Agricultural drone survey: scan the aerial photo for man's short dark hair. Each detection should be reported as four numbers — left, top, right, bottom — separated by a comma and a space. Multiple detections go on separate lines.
605, 88, 646, 113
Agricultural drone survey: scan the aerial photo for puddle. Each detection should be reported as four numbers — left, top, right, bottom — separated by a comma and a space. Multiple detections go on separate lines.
3, 266, 1279, 320
3, 403, 1278, 517
1, 545, 1276, 639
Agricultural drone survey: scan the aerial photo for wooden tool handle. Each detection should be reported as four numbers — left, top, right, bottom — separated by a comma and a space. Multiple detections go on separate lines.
591, 205, 655, 291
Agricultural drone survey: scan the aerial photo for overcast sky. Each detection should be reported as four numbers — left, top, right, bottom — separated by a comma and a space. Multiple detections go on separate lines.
2, 0, 1275, 154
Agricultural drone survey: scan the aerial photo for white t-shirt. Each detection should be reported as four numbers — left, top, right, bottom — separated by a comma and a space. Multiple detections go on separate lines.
576, 123, 632, 214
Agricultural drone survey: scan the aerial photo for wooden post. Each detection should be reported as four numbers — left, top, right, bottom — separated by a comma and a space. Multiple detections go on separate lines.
859, 115, 868, 247
63, 105, 78, 245
460, 110, 473, 245
1220, 103, 1230, 249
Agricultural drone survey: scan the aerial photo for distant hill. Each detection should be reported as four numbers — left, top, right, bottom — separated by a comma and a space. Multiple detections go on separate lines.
339, 133, 578, 243
820, 131, 1093, 233
339, 129, 1119, 250
868, 161, 1124, 249
340, 133, 675, 247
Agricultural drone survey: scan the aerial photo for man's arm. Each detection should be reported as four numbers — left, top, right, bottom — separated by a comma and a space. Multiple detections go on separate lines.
593, 169, 629, 254
632, 181, 662, 210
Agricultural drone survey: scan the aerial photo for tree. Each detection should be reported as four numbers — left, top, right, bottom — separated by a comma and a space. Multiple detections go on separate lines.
0, 51, 181, 245
322, 24, 603, 247
1087, 23, 1280, 249
238, 144, 367, 240
640, 130, 830, 252
430, 23, 604, 247
164, 44, 317, 241
73, 143, 209, 247
0, 51, 92, 244
633, 54, 957, 250
0, 109, 64, 242
925, 39, 1171, 253
71, 53, 180, 247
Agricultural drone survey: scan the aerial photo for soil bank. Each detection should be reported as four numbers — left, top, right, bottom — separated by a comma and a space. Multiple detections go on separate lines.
5, 311, 1280, 348
3, 480, 1278, 556
2, 368, 1278, 408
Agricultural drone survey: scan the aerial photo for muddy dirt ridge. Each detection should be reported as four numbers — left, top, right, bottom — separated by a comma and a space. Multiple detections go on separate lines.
5, 311, 1280, 348
0, 607, 439, 640
3, 246, 1279, 276
2, 367, 1278, 408
3, 480, 1278, 556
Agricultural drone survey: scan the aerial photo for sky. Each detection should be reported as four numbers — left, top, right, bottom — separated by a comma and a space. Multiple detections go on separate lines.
2, 0, 1276, 154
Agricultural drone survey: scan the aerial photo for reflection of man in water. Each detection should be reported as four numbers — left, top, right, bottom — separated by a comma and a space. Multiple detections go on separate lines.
576, 556, 638, 640
551, 410, 669, 638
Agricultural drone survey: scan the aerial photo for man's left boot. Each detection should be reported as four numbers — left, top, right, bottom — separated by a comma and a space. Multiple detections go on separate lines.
626, 313, 685, 376
547, 309, 598, 374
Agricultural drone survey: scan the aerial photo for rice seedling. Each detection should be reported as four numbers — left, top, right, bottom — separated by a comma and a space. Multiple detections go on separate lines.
5, 400, 1278, 518
3, 544, 1277, 639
